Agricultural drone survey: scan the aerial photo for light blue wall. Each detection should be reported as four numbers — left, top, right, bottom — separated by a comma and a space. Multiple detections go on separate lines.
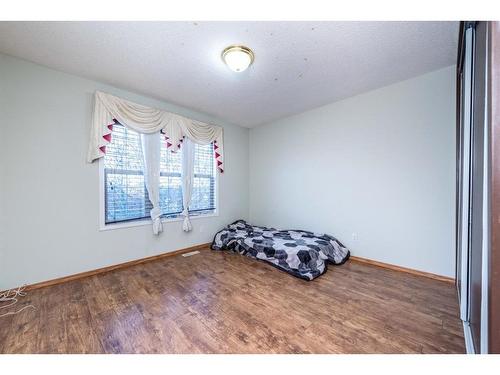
0, 53, 250, 290
249, 66, 456, 277
0, 52, 457, 287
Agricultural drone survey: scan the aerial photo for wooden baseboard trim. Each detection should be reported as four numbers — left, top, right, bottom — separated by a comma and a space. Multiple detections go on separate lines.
4, 245, 454, 294
5, 243, 211, 293
349, 255, 455, 283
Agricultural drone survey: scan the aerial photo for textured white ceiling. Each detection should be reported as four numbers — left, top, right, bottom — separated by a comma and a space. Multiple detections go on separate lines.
0, 21, 458, 127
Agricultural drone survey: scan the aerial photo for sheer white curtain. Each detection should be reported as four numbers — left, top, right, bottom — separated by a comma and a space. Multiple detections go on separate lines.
88, 91, 225, 235
141, 133, 163, 235
181, 138, 195, 232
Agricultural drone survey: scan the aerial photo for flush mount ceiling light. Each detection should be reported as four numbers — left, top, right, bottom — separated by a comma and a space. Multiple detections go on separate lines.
221, 45, 254, 72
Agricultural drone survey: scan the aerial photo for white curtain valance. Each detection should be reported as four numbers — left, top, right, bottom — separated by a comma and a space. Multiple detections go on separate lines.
87, 91, 224, 173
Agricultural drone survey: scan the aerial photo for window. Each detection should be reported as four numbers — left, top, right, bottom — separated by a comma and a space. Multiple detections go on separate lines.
103, 123, 216, 225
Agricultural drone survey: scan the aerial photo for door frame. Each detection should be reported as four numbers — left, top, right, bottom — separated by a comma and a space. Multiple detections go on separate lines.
457, 23, 475, 322
488, 21, 500, 354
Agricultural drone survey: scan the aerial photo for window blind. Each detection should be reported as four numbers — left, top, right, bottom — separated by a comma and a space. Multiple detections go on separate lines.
104, 124, 147, 223
191, 143, 216, 213
104, 123, 216, 224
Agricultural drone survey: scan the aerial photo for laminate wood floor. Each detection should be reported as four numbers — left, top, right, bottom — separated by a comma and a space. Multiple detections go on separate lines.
0, 247, 465, 353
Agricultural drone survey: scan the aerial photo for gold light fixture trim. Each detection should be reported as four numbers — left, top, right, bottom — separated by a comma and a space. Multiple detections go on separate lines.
221, 45, 255, 72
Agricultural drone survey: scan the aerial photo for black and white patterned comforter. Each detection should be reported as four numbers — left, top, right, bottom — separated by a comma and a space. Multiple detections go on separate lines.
211, 220, 350, 280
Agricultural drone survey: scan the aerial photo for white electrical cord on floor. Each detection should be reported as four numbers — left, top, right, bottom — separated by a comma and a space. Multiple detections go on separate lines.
0, 286, 35, 318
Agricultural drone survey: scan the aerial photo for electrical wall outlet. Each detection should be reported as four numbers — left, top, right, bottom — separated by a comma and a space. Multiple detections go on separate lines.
352, 232, 359, 241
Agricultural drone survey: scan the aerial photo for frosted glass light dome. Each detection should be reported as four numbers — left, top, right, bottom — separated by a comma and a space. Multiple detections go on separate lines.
222, 45, 254, 72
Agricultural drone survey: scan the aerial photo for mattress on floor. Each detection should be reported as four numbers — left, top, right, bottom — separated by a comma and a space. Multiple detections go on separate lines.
211, 220, 350, 280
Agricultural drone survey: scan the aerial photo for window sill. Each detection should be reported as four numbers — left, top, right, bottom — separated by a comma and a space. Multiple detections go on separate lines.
99, 211, 219, 232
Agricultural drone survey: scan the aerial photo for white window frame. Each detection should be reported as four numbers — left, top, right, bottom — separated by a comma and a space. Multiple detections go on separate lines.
98, 155, 219, 232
